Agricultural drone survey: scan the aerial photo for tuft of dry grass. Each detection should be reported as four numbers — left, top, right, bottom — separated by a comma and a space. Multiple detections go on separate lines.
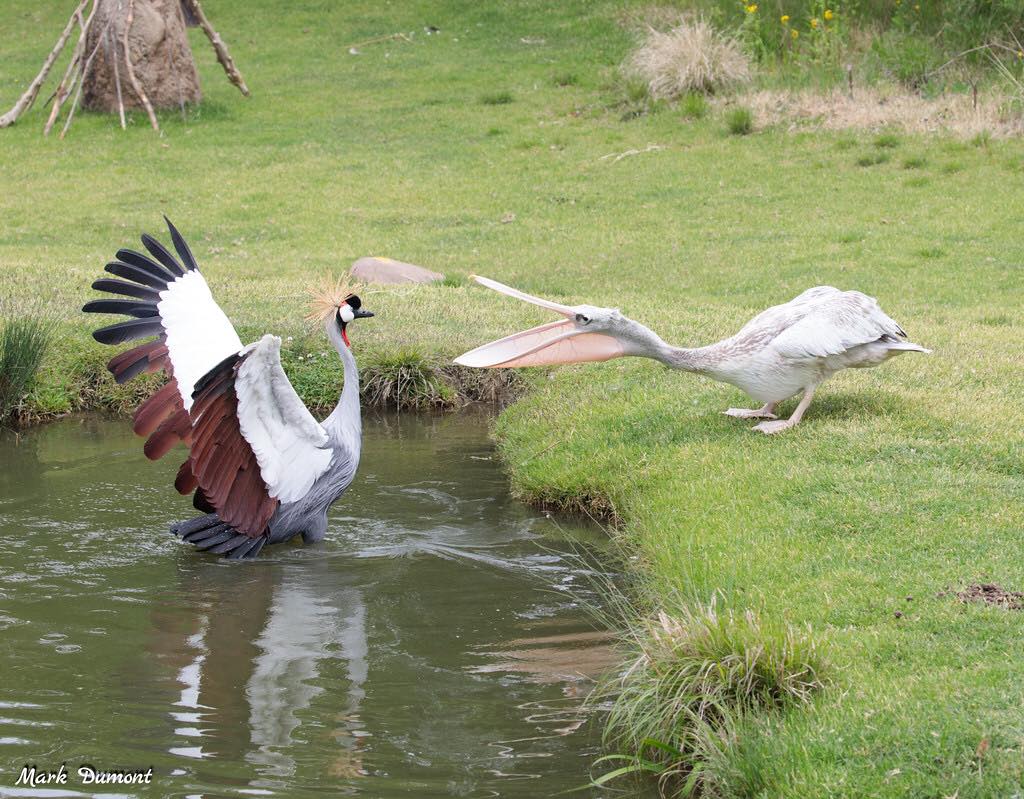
626, 20, 751, 99
616, 4, 691, 34
734, 86, 1024, 138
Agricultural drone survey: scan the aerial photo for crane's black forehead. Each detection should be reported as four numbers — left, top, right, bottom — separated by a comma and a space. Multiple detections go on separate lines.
345, 294, 362, 310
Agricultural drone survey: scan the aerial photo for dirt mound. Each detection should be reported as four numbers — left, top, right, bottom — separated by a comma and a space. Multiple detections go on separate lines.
942, 583, 1024, 610
82, 0, 201, 112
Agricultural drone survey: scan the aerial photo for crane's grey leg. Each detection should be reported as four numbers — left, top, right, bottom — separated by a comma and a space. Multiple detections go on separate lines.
752, 386, 817, 435
723, 403, 777, 420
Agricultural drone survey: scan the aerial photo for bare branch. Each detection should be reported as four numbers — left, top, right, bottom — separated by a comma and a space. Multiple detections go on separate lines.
121, 0, 160, 132
44, 6, 90, 136
0, 0, 91, 128
182, 0, 250, 97
60, 16, 116, 139
111, 27, 126, 129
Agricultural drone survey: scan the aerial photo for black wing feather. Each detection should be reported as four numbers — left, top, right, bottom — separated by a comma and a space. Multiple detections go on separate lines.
141, 234, 186, 277
90, 278, 162, 302
194, 530, 235, 550
92, 318, 165, 345
105, 261, 170, 290
82, 299, 159, 318
115, 249, 177, 283
164, 217, 199, 272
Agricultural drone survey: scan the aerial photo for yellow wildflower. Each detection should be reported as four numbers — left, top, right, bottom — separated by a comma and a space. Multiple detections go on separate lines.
781, 14, 790, 23
745, 4, 758, 13
1018, 50, 1024, 58
810, 17, 819, 28
824, 9, 834, 19
791, 28, 799, 38
914, 3, 920, 9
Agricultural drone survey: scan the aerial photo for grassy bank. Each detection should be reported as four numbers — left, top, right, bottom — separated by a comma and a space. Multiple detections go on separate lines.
3, 1, 1024, 796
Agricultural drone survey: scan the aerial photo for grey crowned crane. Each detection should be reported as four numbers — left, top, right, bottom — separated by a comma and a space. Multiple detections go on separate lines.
456, 277, 929, 434
83, 219, 374, 558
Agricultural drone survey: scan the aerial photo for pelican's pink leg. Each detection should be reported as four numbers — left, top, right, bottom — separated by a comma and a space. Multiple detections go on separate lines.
752, 386, 817, 435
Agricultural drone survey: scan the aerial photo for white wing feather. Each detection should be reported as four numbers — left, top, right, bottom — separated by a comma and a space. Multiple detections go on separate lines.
771, 289, 906, 360
158, 271, 244, 410
234, 335, 333, 504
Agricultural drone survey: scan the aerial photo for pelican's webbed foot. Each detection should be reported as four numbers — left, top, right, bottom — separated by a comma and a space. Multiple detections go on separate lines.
724, 404, 777, 420
752, 419, 798, 435
750, 385, 818, 435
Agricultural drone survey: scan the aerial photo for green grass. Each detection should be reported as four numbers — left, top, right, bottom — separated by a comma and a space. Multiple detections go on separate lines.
681, 92, 709, 120
480, 90, 514, 105
855, 151, 891, 166
594, 594, 828, 793
3, 1, 1024, 796
0, 316, 53, 423
724, 106, 754, 135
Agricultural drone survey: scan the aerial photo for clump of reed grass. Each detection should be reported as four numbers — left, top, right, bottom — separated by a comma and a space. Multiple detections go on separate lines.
0, 316, 54, 424
593, 594, 828, 794
480, 91, 514, 106
855, 151, 890, 167
874, 131, 901, 148
681, 92, 708, 119
360, 348, 456, 410
626, 20, 750, 100
725, 106, 754, 135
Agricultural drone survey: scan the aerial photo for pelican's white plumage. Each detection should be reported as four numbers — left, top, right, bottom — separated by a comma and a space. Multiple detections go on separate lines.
457, 277, 929, 434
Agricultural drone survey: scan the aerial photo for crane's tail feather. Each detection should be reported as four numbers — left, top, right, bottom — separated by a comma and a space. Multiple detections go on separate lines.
170, 514, 269, 559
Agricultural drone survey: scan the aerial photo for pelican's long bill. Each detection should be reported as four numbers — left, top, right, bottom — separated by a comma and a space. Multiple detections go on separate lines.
454, 276, 625, 368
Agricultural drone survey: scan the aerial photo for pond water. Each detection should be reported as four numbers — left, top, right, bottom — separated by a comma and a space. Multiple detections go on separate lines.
0, 412, 633, 798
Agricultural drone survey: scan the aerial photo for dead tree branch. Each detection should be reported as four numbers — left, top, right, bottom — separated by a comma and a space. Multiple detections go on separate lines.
182, 0, 250, 97
122, 0, 160, 132
0, 0, 92, 128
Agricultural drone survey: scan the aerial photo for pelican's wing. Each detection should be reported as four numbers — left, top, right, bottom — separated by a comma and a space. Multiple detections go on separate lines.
770, 289, 908, 360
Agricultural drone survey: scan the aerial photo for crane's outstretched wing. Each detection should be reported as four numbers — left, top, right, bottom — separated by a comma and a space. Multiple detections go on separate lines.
84, 219, 333, 546
186, 336, 333, 534
768, 288, 911, 360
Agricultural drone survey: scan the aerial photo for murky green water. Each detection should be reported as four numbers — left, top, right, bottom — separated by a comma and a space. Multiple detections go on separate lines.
0, 412, 628, 798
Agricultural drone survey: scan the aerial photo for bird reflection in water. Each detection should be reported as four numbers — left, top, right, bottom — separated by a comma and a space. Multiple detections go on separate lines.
150, 559, 369, 786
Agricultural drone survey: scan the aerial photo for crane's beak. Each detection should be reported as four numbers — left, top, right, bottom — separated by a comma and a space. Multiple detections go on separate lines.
454, 276, 625, 368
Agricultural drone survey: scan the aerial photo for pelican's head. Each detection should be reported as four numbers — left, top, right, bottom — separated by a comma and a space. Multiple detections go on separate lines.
455, 276, 655, 368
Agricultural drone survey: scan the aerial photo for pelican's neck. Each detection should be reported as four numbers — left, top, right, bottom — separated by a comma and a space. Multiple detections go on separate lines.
323, 322, 362, 450
618, 317, 720, 374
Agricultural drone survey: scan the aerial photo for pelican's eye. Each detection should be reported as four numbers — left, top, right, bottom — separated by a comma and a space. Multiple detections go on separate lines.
575, 313, 591, 325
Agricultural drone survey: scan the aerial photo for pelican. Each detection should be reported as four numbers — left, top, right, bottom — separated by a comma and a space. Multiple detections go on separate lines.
456, 277, 929, 434
83, 219, 374, 558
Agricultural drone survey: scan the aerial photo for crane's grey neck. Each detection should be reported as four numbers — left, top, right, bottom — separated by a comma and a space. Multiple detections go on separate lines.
616, 317, 720, 374
322, 321, 362, 449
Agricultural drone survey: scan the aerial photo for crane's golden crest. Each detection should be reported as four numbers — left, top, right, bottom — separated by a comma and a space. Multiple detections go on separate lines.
305, 275, 366, 326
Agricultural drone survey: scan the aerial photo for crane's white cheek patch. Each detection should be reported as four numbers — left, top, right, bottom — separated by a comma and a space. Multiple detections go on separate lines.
339, 305, 355, 323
